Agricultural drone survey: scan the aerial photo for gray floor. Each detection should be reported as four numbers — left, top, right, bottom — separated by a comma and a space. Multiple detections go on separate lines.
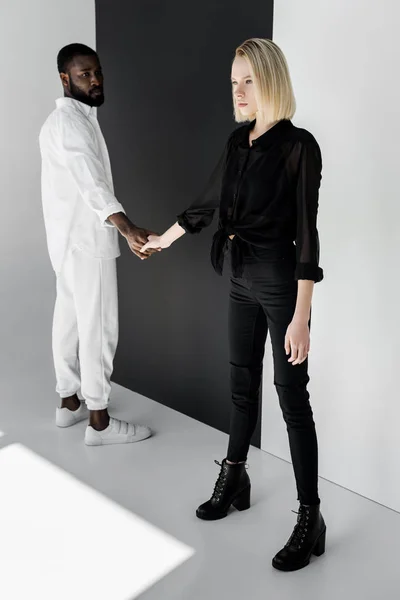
1, 357, 400, 600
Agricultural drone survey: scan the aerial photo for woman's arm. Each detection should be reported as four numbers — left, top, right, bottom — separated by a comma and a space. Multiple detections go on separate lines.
176, 137, 231, 234
286, 138, 323, 365
294, 138, 323, 283
141, 134, 233, 254
284, 280, 314, 366
293, 280, 314, 324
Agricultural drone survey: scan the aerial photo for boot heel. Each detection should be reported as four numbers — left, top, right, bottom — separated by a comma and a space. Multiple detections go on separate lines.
313, 528, 326, 556
232, 485, 251, 511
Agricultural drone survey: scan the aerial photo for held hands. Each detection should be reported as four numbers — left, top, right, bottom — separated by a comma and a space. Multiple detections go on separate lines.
140, 235, 171, 254
285, 320, 310, 366
124, 226, 162, 260
140, 222, 185, 254
108, 213, 177, 260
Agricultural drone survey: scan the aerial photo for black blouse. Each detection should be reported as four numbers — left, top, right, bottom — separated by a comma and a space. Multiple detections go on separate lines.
177, 119, 323, 282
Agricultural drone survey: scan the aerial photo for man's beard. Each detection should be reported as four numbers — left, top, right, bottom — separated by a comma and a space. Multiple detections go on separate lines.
68, 79, 105, 107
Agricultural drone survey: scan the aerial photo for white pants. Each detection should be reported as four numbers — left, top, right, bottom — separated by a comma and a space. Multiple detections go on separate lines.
52, 246, 118, 411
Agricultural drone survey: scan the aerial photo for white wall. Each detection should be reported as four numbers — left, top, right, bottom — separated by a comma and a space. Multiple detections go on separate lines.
262, 0, 400, 511
0, 1, 95, 406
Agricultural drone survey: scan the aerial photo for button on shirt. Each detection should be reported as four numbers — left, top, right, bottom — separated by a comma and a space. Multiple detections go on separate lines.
177, 119, 324, 282
39, 97, 125, 274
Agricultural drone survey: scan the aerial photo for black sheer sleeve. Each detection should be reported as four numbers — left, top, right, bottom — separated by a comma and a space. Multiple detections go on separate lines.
177, 137, 231, 234
293, 139, 324, 282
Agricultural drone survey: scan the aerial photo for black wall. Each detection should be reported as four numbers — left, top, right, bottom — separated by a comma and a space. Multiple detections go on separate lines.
96, 0, 274, 446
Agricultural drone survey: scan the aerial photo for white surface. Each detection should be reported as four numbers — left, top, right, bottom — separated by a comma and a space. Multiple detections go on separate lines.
262, 0, 400, 511
0, 443, 194, 600
0, 431, 4, 438
1, 384, 400, 600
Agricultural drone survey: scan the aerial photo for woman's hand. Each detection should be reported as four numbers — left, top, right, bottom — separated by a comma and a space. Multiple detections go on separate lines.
140, 222, 186, 254
140, 235, 171, 253
285, 320, 310, 365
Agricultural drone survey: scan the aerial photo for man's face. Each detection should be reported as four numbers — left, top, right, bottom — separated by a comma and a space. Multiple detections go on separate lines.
61, 55, 105, 107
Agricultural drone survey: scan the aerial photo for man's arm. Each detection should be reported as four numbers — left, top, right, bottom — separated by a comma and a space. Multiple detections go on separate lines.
56, 113, 157, 258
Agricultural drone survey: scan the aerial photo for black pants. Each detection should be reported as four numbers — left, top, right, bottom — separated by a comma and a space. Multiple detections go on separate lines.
226, 245, 319, 505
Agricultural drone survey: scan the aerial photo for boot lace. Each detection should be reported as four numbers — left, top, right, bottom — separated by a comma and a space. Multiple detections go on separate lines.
211, 460, 249, 502
212, 460, 227, 501
286, 505, 310, 550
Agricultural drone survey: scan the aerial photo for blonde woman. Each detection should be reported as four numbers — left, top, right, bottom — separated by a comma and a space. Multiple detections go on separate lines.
141, 38, 326, 571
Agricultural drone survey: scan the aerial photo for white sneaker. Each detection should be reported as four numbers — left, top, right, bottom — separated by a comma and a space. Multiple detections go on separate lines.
84, 417, 152, 446
56, 402, 89, 428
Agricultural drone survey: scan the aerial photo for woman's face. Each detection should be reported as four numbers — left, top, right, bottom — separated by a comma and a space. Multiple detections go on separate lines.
231, 55, 258, 117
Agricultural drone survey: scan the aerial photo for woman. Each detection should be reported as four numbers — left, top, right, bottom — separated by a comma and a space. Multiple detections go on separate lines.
141, 38, 326, 572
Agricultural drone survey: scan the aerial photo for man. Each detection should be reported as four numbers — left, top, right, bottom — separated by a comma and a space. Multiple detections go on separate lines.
39, 43, 157, 445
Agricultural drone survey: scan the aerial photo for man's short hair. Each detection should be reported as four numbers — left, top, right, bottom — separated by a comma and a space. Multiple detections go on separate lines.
57, 43, 98, 74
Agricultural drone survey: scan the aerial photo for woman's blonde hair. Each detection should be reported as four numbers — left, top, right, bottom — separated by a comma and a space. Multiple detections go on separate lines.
233, 38, 296, 123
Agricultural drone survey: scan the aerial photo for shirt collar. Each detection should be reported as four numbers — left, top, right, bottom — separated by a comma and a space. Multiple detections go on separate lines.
237, 119, 294, 149
56, 97, 96, 117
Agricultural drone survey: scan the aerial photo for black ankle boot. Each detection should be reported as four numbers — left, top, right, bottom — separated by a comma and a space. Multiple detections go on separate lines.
196, 459, 251, 521
272, 503, 326, 571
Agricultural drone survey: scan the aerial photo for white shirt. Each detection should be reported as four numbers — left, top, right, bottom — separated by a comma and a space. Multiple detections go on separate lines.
39, 97, 125, 274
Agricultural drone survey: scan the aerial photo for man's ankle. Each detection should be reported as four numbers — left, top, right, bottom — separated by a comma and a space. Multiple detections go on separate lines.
60, 394, 80, 411
89, 409, 110, 431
